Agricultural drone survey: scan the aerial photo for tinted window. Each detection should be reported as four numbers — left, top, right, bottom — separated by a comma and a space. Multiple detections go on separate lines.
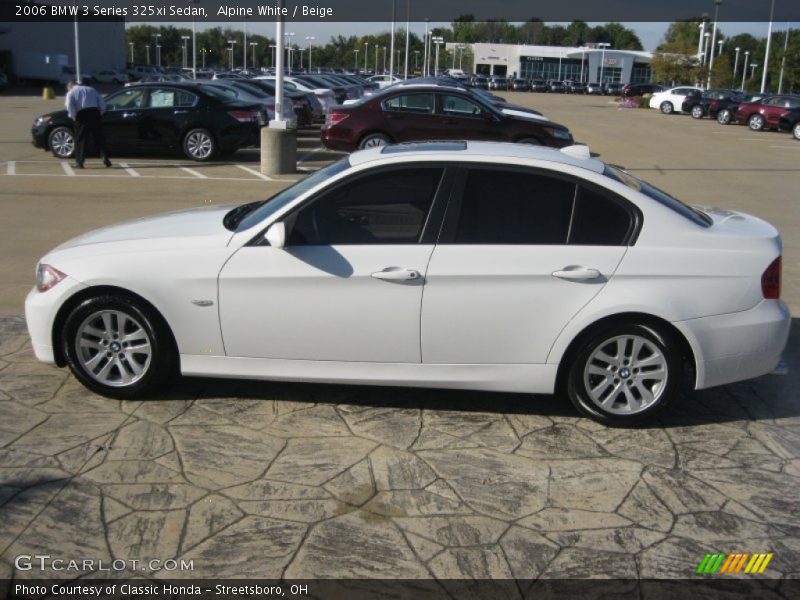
105, 88, 145, 110
454, 169, 575, 244
289, 168, 443, 245
440, 95, 483, 117
148, 88, 197, 108
569, 187, 633, 246
383, 94, 434, 114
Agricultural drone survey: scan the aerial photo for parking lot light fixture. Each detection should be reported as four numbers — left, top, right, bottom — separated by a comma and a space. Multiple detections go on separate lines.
305, 36, 315, 72
760, 0, 776, 93
227, 40, 236, 70
129, 42, 134, 63
707, 0, 722, 89
250, 42, 258, 69
152, 33, 161, 67
354, 48, 359, 73
741, 50, 749, 89
181, 35, 190, 69
364, 42, 369, 74
733, 47, 740, 79
432, 36, 444, 76
145, 44, 150, 65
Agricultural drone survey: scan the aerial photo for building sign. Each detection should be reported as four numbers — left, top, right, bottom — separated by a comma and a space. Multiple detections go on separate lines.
521, 56, 544, 62
604, 57, 619, 65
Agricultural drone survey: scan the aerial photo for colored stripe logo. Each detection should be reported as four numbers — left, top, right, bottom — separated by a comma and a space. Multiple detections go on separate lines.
696, 552, 773, 575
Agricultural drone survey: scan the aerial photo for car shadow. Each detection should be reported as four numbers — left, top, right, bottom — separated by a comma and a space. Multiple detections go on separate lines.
157, 319, 799, 429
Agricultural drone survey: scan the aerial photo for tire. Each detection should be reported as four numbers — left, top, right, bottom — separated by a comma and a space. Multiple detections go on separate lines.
691, 105, 704, 119
717, 108, 732, 125
793, 123, 800, 141
358, 132, 391, 149
183, 128, 217, 161
660, 101, 674, 115
48, 126, 75, 159
61, 295, 176, 399
748, 114, 765, 131
566, 323, 681, 426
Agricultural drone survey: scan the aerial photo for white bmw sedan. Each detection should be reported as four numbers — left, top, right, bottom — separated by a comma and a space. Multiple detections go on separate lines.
25, 142, 790, 425
649, 86, 703, 114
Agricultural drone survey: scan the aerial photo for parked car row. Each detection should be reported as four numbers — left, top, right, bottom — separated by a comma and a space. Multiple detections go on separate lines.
650, 86, 800, 140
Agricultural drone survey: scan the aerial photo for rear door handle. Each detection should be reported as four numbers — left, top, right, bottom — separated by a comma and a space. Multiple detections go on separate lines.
371, 267, 421, 282
173, 109, 189, 114
552, 266, 601, 281
122, 112, 138, 118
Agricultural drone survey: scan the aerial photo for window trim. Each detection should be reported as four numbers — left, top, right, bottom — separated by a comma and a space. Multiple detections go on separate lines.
437, 164, 642, 246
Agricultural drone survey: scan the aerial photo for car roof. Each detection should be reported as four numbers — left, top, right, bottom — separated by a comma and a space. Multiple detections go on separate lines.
348, 141, 604, 174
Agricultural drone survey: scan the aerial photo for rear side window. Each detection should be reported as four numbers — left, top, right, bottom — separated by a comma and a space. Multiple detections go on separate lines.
453, 169, 575, 244
569, 186, 633, 246
383, 94, 434, 114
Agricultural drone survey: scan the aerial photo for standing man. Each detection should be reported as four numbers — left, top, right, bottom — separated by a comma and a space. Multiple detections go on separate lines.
65, 80, 111, 168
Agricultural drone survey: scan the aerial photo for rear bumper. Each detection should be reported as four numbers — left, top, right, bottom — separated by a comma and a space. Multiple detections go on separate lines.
320, 127, 357, 152
676, 300, 791, 389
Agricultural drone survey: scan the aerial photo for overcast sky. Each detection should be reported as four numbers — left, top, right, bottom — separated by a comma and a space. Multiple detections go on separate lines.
149, 21, 799, 51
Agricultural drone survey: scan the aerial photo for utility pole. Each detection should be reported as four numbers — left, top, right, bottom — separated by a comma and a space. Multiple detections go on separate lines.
404, 0, 410, 79
707, 0, 722, 89
777, 25, 790, 93
761, 0, 775, 93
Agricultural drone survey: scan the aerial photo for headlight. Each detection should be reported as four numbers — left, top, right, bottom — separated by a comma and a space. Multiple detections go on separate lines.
34, 115, 52, 127
545, 127, 572, 140
36, 263, 67, 293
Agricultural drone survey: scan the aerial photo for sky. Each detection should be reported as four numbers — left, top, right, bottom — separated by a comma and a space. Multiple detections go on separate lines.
152, 21, 799, 52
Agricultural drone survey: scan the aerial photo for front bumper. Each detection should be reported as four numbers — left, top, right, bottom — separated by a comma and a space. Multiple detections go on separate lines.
24, 277, 87, 364
676, 299, 791, 389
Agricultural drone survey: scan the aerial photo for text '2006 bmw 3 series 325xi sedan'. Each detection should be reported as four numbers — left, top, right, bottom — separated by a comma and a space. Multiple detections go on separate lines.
25, 141, 790, 425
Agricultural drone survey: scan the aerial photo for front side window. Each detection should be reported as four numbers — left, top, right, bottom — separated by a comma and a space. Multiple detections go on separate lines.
288, 167, 444, 245
105, 88, 145, 110
383, 93, 434, 114
439, 95, 484, 118
453, 169, 575, 244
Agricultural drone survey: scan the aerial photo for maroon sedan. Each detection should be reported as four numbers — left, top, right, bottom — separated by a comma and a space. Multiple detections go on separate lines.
736, 94, 800, 131
320, 86, 574, 151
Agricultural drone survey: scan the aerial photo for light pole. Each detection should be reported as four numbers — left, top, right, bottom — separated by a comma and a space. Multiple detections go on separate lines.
129, 42, 134, 63
707, 0, 721, 89
354, 48, 359, 73
697, 22, 706, 60
145, 44, 150, 65
750, 63, 758, 80
284, 32, 295, 71
733, 47, 740, 80
414, 50, 420, 72
383, 46, 387, 73
598, 42, 611, 85
717, 39, 724, 56
152, 34, 161, 67
364, 42, 369, 74
270, 45, 276, 68
73, 15, 81, 82
423, 19, 429, 76
181, 35, 190, 69
201, 48, 207, 69
579, 46, 586, 82
250, 42, 258, 69
761, 0, 776, 93
426, 31, 433, 76
191, 0, 198, 79
243, 18, 247, 72
299, 47, 305, 70
741, 50, 750, 89
375, 44, 379, 74
702, 32, 710, 66
778, 26, 790, 93
305, 36, 315, 72
227, 40, 236, 70
388, 0, 396, 79
432, 36, 443, 76
404, 0, 410, 79
156, 45, 162, 68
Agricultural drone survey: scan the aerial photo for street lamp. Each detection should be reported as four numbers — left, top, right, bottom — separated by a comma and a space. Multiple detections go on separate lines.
383, 46, 387, 73
354, 48, 359, 73
598, 42, 611, 85
269, 45, 276, 69
375, 44, 379, 74
156, 45, 161, 68
250, 42, 258, 69
432, 36, 444, 76
284, 32, 295, 71
181, 35, 190, 69
201, 48, 207, 69
305, 36, 315, 72
299, 47, 305, 70
414, 50, 420, 71
717, 39, 724, 56
129, 42, 134, 63
152, 34, 161, 67
227, 40, 236, 70
423, 19, 430, 76
741, 50, 750, 89
702, 32, 710, 66
707, 0, 722, 88
145, 44, 150, 65
761, 0, 776, 93
733, 47, 740, 80
364, 42, 369, 74
750, 63, 758, 80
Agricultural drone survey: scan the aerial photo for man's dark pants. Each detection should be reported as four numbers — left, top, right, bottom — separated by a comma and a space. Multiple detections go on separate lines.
74, 107, 108, 166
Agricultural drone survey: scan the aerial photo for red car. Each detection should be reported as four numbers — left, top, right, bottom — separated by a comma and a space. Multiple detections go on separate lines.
736, 94, 800, 131
321, 85, 574, 151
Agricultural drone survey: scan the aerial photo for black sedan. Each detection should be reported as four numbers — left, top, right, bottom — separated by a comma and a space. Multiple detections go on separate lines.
681, 89, 741, 119
31, 83, 265, 161
622, 83, 665, 97
711, 93, 763, 124
778, 107, 800, 140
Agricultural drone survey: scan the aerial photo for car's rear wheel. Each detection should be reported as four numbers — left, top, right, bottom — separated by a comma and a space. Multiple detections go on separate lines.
183, 128, 216, 161
748, 114, 765, 131
691, 105, 704, 119
717, 108, 732, 125
358, 133, 391, 149
566, 324, 681, 425
48, 126, 75, 159
62, 295, 175, 399
793, 123, 800, 141
660, 101, 674, 115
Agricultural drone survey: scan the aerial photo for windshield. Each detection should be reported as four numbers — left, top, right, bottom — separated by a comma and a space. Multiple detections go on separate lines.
235, 158, 351, 232
604, 165, 711, 227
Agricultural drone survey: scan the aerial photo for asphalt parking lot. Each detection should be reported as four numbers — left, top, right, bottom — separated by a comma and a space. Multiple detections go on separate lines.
1, 90, 799, 584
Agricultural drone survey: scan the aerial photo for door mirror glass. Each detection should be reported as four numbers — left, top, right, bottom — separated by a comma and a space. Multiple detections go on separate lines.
265, 221, 286, 249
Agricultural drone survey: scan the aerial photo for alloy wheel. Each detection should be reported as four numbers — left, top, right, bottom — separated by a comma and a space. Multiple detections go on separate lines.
50, 129, 74, 158
186, 131, 213, 159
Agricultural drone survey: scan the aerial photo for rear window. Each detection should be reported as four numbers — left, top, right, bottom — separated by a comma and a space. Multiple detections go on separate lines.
604, 166, 711, 227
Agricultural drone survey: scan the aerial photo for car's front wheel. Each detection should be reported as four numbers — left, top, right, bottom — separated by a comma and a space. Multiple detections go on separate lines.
793, 123, 800, 141
748, 114, 765, 131
183, 128, 217, 161
358, 133, 391, 149
660, 101, 674, 114
691, 105, 704, 119
717, 108, 732, 125
62, 295, 175, 399
48, 126, 75, 159
566, 324, 681, 425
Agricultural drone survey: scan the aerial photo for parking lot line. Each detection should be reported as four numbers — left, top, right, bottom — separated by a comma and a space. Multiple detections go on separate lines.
179, 166, 208, 178
236, 164, 272, 181
61, 162, 74, 176
6, 161, 14, 175
770, 145, 800, 149
119, 162, 140, 177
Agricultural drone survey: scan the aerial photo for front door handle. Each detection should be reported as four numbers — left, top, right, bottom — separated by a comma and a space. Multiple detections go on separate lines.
122, 112, 138, 118
552, 266, 601, 281
371, 267, 421, 282
174, 109, 189, 114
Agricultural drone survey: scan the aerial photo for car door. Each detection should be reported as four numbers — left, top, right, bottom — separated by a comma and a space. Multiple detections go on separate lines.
421, 166, 633, 365
379, 92, 439, 142
141, 87, 198, 148
102, 87, 148, 150
218, 165, 452, 362
435, 94, 498, 140
763, 96, 798, 127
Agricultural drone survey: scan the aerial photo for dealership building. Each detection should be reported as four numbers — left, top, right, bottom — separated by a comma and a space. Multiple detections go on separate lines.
450, 42, 654, 84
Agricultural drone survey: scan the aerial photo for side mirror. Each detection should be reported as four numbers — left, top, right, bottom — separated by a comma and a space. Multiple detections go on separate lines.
265, 221, 286, 249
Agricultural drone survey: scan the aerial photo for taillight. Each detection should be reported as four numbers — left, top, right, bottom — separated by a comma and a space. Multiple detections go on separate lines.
227, 110, 258, 122
761, 256, 781, 299
325, 112, 350, 127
